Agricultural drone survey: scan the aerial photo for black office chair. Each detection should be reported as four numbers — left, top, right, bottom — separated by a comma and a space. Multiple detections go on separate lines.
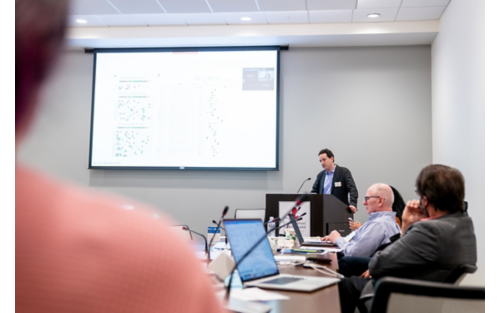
366, 276, 484, 313
443, 264, 477, 285
357, 264, 479, 313
389, 185, 405, 226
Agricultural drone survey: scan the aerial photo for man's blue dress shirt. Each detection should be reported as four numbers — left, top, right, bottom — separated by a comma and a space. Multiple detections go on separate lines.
323, 165, 336, 194
335, 211, 401, 258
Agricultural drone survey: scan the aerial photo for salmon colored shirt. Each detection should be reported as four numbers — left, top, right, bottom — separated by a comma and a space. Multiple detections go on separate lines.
16, 166, 226, 313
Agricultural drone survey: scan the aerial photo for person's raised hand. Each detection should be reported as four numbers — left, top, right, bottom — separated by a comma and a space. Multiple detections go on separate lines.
401, 199, 427, 234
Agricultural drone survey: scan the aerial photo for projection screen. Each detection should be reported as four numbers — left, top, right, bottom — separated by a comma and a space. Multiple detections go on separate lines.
89, 47, 280, 170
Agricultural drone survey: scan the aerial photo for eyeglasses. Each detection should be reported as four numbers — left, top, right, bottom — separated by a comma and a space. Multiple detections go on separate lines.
364, 196, 381, 202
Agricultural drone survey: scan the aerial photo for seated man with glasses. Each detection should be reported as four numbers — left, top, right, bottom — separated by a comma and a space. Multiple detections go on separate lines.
321, 183, 401, 258
337, 164, 477, 313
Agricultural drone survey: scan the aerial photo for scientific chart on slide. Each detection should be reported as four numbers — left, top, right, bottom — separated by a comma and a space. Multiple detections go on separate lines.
90, 50, 278, 169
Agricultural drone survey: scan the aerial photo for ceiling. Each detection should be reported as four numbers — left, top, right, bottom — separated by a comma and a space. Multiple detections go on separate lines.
66, 0, 452, 49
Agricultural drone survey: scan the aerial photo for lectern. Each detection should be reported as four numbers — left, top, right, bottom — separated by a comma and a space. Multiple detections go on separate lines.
265, 194, 353, 237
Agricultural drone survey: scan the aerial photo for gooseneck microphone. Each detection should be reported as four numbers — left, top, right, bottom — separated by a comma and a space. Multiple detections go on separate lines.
225, 194, 308, 300
208, 206, 229, 260
212, 220, 226, 232
182, 226, 209, 264
212, 220, 228, 244
271, 215, 304, 231
296, 177, 311, 193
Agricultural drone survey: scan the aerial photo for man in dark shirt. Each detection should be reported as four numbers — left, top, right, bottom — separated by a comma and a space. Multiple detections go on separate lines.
311, 148, 358, 213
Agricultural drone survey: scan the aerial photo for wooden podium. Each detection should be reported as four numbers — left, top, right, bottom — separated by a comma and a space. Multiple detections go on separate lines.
265, 194, 353, 237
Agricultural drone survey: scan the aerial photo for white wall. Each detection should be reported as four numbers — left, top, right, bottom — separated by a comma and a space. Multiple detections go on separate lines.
18, 45, 432, 244
431, 0, 485, 286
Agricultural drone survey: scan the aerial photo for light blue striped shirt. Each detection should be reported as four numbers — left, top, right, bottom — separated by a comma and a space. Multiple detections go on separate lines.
335, 211, 401, 258
323, 165, 336, 194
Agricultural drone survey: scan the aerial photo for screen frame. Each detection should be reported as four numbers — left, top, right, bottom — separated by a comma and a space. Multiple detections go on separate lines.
88, 46, 282, 171
223, 218, 280, 283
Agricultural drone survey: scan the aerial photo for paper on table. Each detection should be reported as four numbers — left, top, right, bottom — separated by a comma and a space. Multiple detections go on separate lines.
230, 287, 290, 301
274, 255, 306, 262
302, 246, 342, 252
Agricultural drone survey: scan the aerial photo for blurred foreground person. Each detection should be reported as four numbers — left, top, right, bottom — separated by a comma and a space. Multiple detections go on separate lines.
15, 1, 226, 312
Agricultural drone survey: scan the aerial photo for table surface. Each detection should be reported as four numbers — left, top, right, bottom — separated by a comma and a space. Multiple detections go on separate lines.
195, 242, 341, 313
227, 252, 341, 313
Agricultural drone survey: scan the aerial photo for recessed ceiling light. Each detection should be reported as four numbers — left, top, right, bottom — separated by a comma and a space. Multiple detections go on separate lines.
241, 17, 252, 21
76, 19, 88, 24
367, 13, 380, 18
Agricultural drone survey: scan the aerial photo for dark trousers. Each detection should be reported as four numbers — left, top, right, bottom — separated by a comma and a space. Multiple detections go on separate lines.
338, 276, 371, 313
338, 257, 371, 277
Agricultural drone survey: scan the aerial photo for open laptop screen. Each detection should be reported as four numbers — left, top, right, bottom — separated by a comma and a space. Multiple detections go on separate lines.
288, 214, 305, 244
224, 219, 279, 282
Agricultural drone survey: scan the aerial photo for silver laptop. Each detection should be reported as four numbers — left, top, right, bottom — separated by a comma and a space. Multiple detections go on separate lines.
223, 219, 339, 292
288, 214, 337, 247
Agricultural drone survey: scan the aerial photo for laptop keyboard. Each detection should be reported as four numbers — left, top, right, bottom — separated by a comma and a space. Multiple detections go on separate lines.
262, 277, 305, 285
306, 241, 330, 245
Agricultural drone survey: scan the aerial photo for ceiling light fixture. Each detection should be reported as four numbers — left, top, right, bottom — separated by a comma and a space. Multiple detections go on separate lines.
76, 19, 88, 24
241, 17, 252, 21
367, 13, 380, 18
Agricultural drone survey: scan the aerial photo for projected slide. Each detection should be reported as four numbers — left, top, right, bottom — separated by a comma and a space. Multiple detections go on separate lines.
90, 49, 279, 169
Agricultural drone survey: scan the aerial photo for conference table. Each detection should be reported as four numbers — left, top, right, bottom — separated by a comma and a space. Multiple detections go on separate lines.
224, 252, 342, 313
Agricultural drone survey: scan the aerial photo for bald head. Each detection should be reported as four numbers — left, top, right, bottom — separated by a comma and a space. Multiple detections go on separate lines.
366, 183, 394, 212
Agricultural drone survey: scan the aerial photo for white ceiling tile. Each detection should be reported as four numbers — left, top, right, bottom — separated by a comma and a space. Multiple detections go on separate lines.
68, 15, 108, 27
357, 0, 402, 9
402, 0, 450, 8
97, 14, 149, 26
207, 0, 259, 13
182, 13, 227, 25
307, 0, 357, 10
221, 12, 268, 25
309, 10, 352, 23
70, 0, 120, 15
138, 14, 188, 26
257, 0, 307, 12
107, 0, 166, 14
157, 0, 212, 13
264, 11, 309, 24
353, 8, 398, 22
396, 6, 445, 21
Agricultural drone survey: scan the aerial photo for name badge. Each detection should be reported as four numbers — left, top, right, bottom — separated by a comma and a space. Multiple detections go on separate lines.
335, 182, 342, 187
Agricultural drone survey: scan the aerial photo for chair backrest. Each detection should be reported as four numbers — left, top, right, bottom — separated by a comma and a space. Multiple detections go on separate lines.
443, 264, 477, 285
234, 208, 266, 221
170, 225, 193, 242
369, 277, 485, 313
389, 186, 405, 221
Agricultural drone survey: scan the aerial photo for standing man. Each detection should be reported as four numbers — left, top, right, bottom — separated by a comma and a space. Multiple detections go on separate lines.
311, 149, 359, 213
